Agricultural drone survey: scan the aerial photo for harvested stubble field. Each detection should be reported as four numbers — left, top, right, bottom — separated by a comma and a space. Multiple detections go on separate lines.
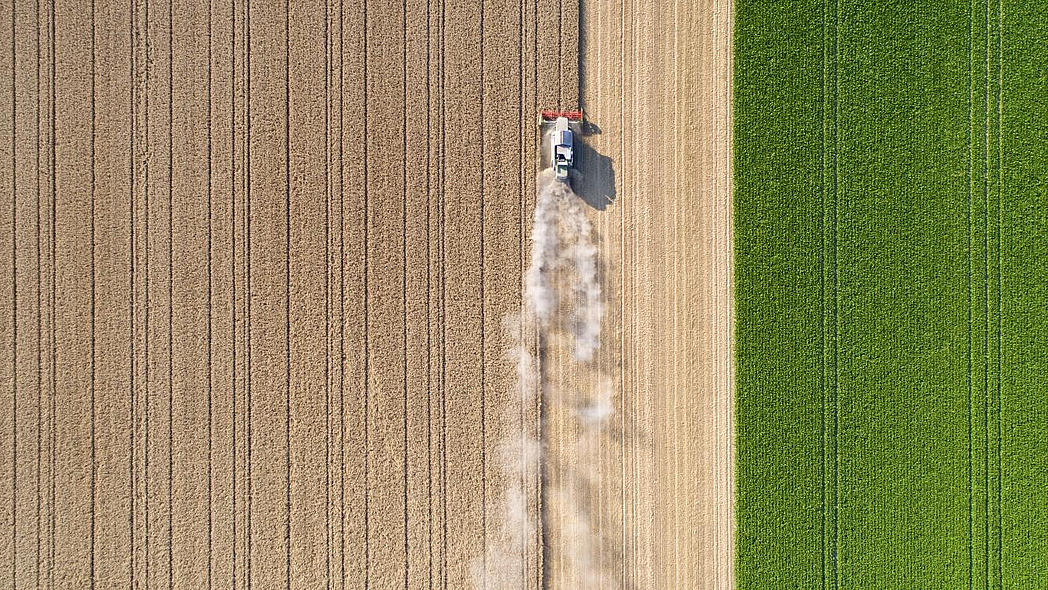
0, 0, 732, 588
736, 0, 1048, 587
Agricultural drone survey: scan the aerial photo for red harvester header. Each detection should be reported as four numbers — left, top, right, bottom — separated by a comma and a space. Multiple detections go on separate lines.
540, 110, 583, 121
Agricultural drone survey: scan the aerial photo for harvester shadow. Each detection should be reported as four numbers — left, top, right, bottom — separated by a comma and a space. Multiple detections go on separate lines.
573, 135, 617, 211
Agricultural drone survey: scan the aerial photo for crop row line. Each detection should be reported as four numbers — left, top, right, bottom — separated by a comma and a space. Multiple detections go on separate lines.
819, 0, 840, 587
967, 0, 1004, 586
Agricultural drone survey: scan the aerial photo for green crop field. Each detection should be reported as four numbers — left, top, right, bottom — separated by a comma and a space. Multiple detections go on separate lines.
734, 1, 1048, 587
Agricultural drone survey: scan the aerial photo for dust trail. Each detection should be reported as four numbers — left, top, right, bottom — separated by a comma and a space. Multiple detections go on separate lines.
478, 172, 617, 590
526, 177, 603, 362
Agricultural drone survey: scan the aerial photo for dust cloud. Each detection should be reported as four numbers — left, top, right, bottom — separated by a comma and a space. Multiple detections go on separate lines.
477, 170, 619, 590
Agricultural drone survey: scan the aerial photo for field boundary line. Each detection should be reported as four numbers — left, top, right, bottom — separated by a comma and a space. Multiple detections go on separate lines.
819, 0, 827, 585
323, 2, 332, 586
478, 0, 487, 580
399, 0, 409, 585
283, 1, 291, 585
9, 0, 18, 581
966, 0, 974, 585
206, 1, 214, 585
10, 0, 19, 582
969, 0, 977, 584
832, 0, 840, 584
166, 0, 174, 583
48, 1, 56, 585
437, 0, 447, 585
245, 0, 254, 584
229, 0, 237, 585
361, 0, 370, 586
995, 0, 1003, 581
982, 0, 991, 582
338, 0, 347, 584
89, 0, 97, 583
424, 0, 434, 585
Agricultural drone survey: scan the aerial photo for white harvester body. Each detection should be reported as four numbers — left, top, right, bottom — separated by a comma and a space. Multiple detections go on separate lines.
550, 116, 574, 181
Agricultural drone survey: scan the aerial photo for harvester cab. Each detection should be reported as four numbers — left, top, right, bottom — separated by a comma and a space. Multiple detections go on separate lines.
541, 110, 583, 183
551, 118, 574, 181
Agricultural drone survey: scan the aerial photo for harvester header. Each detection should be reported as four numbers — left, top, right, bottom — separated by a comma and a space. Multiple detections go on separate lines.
541, 109, 584, 122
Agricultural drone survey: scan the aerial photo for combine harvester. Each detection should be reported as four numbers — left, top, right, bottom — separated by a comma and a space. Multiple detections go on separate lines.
541, 110, 583, 184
